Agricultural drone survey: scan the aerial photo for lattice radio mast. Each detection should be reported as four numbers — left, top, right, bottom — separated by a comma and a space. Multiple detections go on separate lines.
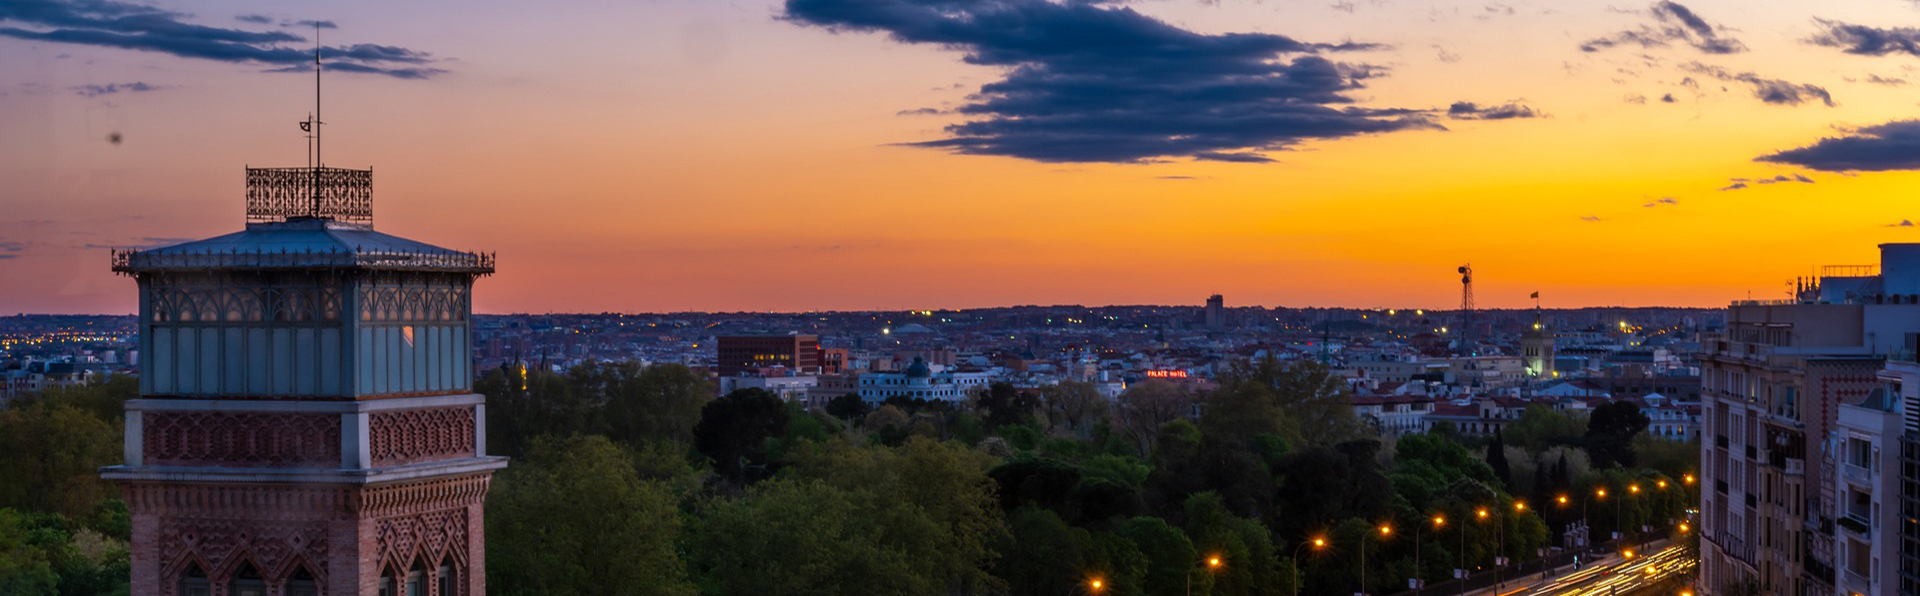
1457, 263, 1476, 357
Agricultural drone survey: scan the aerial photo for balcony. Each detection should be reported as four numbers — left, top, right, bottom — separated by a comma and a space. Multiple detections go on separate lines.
1785, 457, 1805, 475
1844, 570, 1873, 596
1718, 532, 1758, 566
1843, 463, 1873, 487
1839, 513, 1871, 537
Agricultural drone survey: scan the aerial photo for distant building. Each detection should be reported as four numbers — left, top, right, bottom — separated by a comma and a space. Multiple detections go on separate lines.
1350, 395, 1433, 436
1204, 294, 1225, 329
858, 357, 990, 404
716, 334, 821, 376
1521, 310, 1555, 378
719, 373, 818, 405
1423, 397, 1524, 436
821, 347, 850, 374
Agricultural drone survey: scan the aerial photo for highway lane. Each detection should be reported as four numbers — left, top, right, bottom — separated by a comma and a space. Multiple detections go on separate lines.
1502, 544, 1695, 596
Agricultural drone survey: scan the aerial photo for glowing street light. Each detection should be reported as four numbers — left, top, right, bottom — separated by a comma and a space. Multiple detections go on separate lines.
1291, 537, 1327, 596
1188, 554, 1224, 596
1361, 523, 1393, 596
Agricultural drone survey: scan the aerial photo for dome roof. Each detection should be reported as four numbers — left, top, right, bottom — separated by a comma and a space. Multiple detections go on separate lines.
904, 357, 933, 378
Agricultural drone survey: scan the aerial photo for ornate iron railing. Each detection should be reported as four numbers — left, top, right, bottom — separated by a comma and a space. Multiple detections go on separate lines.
246, 167, 373, 224
112, 248, 494, 275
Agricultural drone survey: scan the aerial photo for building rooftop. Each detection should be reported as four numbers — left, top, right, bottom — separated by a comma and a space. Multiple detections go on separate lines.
111, 166, 492, 275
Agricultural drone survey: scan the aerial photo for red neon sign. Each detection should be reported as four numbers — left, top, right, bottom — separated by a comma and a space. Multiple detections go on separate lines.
1144, 370, 1189, 378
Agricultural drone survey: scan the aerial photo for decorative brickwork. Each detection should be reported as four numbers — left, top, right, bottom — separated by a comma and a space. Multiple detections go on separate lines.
124, 475, 491, 596
144, 412, 342, 468
375, 509, 470, 578
369, 407, 475, 467
156, 518, 330, 596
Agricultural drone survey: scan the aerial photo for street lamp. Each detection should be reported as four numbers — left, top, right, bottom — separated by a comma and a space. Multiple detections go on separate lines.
1457, 510, 1474, 596
1478, 503, 1522, 589
1186, 554, 1224, 596
1361, 524, 1391, 596
1292, 537, 1326, 596
1414, 515, 1443, 591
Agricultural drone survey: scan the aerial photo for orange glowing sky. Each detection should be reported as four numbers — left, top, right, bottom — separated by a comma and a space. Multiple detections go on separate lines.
4, 0, 1920, 314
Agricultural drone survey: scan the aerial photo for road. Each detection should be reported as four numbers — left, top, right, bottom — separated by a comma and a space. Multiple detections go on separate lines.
1499, 544, 1695, 596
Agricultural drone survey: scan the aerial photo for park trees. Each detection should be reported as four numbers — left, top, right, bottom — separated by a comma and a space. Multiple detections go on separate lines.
694, 388, 791, 483
1585, 401, 1651, 469
486, 435, 693, 596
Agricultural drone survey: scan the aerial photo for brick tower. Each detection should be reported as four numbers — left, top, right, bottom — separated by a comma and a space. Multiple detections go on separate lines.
104, 163, 503, 595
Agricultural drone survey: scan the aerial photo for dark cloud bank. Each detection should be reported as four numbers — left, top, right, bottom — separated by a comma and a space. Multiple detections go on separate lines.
784, 0, 1532, 163
1759, 120, 1920, 172
0, 0, 442, 79
1809, 19, 1920, 57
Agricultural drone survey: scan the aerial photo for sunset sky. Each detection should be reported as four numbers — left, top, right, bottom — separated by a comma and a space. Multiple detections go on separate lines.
5, 0, 1920, 314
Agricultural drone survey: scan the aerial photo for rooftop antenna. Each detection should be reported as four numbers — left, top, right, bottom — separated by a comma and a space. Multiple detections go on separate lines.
1457, 263, 1476, 357
304, 22, 325, 215
314, 22, 323, 169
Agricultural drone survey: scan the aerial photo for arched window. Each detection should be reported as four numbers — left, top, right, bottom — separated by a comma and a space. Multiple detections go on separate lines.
287, 566, 320, 596
438, 556, 459, 596
228, 562, 267, 596
379, 567, 399, 596
178, 563, 210, 596
408, 562, 427, 596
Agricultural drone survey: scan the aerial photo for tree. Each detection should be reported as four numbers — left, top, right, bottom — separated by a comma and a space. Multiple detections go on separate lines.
975, 382, 1041, 429
22, 375, 137, 427
485, 435, 693, 596
996, 506, 1096, 596
0, 402, 119, 517
689, 478, 926, 596
598, 362, 712, 445
1503, 405, 1586, 453
477, 363, 601, 459
1584, 401, 1650, 469
1387, 433, 1499, 513
1203, 358, 1361, 450
1112, 380, 1192, 457
0, 509, 58, 596
1486, 430, 1513, 492
1042, 382, 1108, 438
786, 438, 1008, 594
694, 389, 791, 482
1113, 517, 1196, 596
824, 394, 868, 420
863, 405, 911, 445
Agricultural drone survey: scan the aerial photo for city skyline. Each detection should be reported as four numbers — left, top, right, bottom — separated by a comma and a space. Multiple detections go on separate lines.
7, 0, 1920, 314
